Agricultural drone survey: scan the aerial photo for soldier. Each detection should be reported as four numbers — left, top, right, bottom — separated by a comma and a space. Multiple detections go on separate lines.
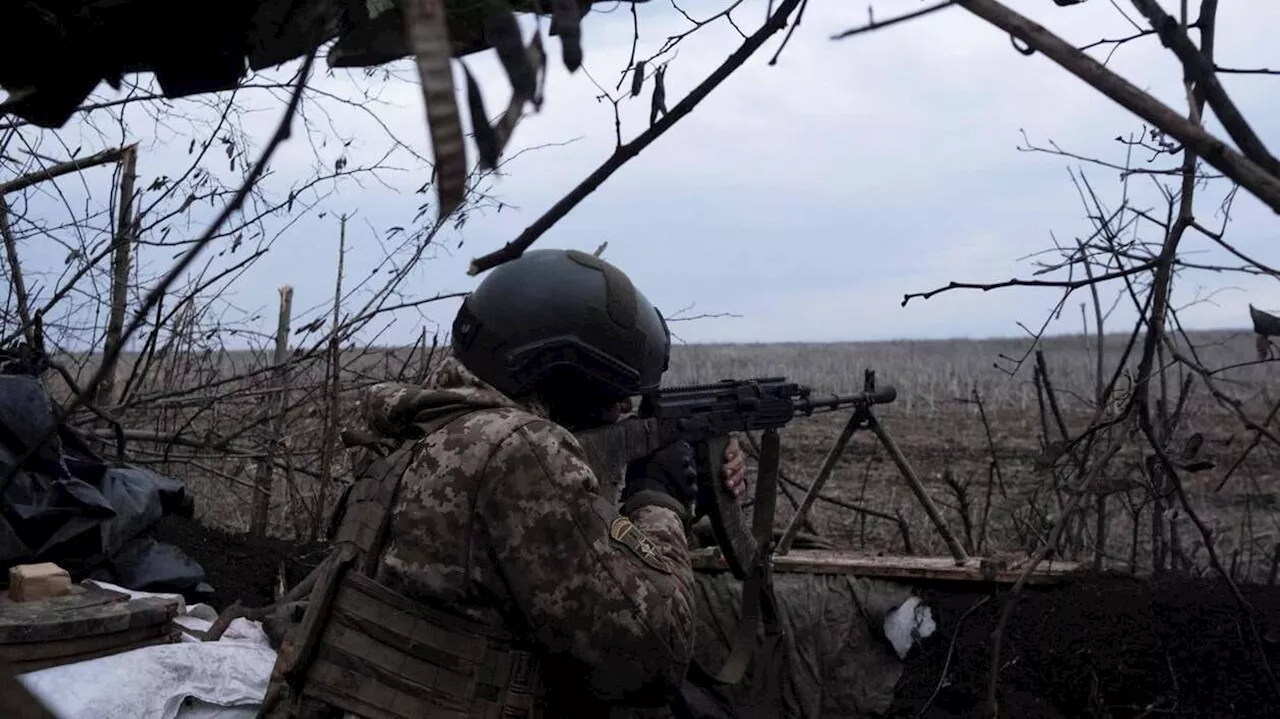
260, 248, 747, 719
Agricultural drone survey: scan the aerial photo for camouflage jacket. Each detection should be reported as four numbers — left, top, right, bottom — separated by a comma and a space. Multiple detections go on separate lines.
356, 356, 697, 709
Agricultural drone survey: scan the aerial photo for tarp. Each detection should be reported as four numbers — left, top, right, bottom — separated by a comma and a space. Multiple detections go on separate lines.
17, 581, 274, 719
0, 366, 210, 600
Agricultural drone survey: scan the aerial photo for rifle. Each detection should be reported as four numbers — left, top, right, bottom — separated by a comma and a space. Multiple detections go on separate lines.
575, 373, 896, 686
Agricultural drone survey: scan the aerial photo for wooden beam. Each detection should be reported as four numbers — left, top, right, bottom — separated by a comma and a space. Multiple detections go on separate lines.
691, 548, 1084, 585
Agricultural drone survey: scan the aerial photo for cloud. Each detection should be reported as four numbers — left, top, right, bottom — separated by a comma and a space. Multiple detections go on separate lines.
5, 0, 1279, 350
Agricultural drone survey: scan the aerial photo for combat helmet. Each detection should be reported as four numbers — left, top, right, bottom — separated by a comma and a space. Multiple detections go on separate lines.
451, 248, 671, 403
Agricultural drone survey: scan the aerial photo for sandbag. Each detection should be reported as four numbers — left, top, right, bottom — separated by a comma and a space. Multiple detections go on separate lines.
0, 368, 207, 600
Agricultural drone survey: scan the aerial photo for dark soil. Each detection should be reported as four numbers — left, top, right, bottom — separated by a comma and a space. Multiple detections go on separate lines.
887, 575, 1280, 719
158, 516, 1280, 718
153, 515, 328, 610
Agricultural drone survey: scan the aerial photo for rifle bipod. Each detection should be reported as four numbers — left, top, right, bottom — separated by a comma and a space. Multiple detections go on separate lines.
773, 369, 969, 565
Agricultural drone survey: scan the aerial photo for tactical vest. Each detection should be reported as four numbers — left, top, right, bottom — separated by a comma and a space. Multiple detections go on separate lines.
258, 408, 545, 719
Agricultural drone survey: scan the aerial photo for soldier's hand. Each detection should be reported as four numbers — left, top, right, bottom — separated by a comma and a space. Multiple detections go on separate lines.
723, 435, 747, 501
623, 440, 697, 507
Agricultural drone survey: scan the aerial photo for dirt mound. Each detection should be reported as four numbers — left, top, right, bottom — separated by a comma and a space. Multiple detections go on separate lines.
888, 574, 1280, 718
158, 517, 1280, 717
152, 516, 328, 610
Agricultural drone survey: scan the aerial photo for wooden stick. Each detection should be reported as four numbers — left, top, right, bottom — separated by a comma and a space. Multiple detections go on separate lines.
97, 145, 137, 408
201, 559, 327, 642
0, 146, 132, 195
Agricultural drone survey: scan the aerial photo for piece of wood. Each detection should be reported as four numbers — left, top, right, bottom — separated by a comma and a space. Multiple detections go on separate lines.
690, 547, 1084, 585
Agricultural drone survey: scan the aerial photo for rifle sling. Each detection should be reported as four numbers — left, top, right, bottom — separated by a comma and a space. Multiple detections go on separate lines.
699, 429, 784, 689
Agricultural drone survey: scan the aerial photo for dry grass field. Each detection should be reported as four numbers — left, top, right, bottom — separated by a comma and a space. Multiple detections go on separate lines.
50, 326, 1280, 584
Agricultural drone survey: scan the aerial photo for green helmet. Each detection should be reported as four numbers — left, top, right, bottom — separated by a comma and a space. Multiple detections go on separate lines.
451, 249, 671, 401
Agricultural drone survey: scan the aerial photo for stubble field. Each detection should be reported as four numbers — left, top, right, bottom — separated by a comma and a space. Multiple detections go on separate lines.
89, 327, 1280, 572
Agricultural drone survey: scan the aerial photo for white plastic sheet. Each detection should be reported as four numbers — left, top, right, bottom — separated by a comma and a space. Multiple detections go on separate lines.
16, 581, 277, 719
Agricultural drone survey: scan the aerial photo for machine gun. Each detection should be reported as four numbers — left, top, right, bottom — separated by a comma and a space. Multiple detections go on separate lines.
578, 375, 895, 569
575, 372, 896, 685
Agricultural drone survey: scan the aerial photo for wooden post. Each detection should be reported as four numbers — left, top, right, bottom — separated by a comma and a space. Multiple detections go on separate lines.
250, 285, 294, 538
0, 199, 34, 345
97, 145, 138, 408
313, 215, 348, 541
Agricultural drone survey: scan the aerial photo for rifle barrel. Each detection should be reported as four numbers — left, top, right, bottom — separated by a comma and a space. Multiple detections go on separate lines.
794, 385, 897, 415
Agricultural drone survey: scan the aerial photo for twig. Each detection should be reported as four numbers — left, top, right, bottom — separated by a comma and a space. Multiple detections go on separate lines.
955, 0, 1280, 214
0, 199, 33, 342
984, 441, 1123, 718
1129, 0, 1278, 178
0, 146, 129, 195
313, 214, 348, 541
466, 0, 805, 276
0, 51, 318, 495
831, 0, 956, 40
914, 595, 992, 719
902, 260, 1157, 306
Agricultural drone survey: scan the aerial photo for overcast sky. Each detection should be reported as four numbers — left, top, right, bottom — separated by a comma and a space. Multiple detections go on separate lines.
6, 0, 1279, 349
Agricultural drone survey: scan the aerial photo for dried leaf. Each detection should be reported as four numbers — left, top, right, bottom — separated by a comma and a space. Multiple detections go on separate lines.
550, 0, 583, 72
630, 60, 646, 97
491, 32, 547, 156
463, 63, 500, 170
1180, 432, 1203, 460
401, 0, 466, 218
484, 0, 537, 103
530, 32, 548, 110
649, 65, 667, 127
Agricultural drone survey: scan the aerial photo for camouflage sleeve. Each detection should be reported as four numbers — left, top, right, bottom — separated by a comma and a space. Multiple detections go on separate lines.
475, 417, 697, 706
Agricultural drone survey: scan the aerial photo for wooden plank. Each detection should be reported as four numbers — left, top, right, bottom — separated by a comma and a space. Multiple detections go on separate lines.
690, 548, 1084, 585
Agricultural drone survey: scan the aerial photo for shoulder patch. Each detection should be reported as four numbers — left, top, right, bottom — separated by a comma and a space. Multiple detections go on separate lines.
609, 516, 674, 574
